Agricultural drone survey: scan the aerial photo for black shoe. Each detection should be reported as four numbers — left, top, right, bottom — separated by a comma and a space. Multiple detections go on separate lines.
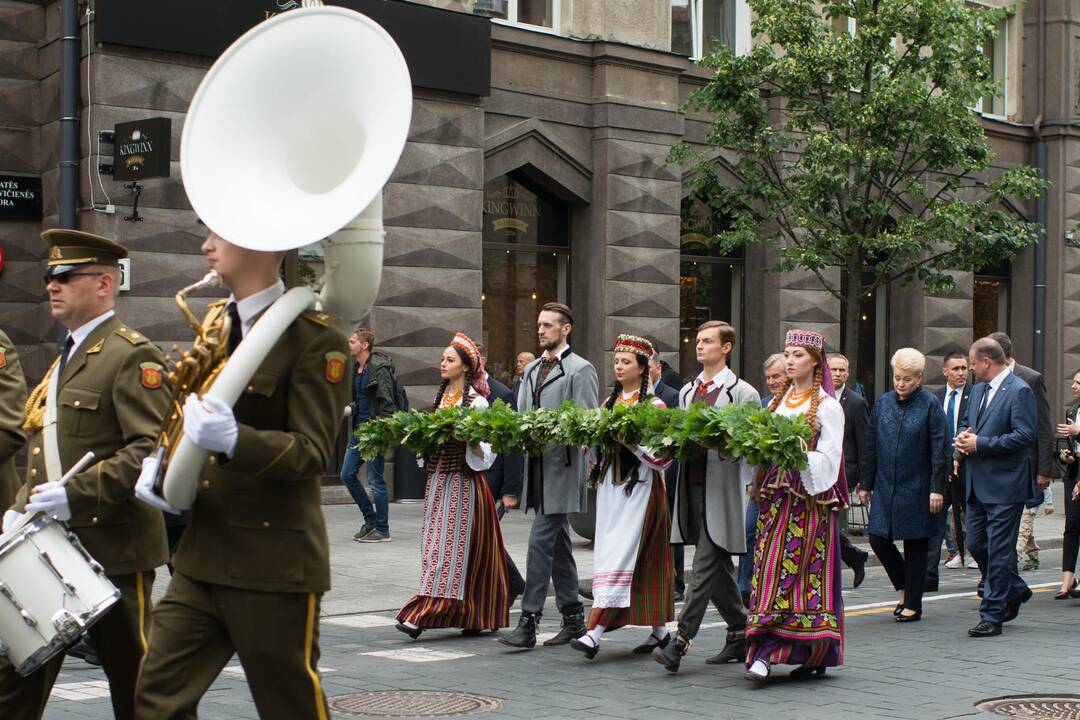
653, 633, 690, 673
674, 590, 685, 603
461, 628, 484, 637
895, 610, 922, 623
579, 588, 593, 600
852, 551, 868, 589
789, 665, 826, 679
67, 637, 101, 666
893, 603, 904, 617
395, 622, 422, 639
570, 636, 600, 660
968, 620, 1002, 637
705, 632, 746, 665
1003, 587, 1033, 623
498, 611, 540, 649
632, 632, 669, 655
543, 610, 586, 646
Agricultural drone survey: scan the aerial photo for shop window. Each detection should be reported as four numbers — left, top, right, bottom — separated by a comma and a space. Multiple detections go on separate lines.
475, 0, 558, 31
840, 271, 889, 405
678, 195, 744, 379
974, 261, 1010, 340
482, 175, 569, 386
670, 0, 749, 59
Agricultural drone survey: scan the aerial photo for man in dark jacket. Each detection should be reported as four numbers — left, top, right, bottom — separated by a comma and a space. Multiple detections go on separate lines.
342, 328, 399, 543
827, 354, 870, 587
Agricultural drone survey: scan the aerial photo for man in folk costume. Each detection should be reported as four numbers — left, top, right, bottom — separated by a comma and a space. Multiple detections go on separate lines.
500, 303, 599, 649
0, 230, 170, 720
655, 320, 760, 673
133, 229, 349, 719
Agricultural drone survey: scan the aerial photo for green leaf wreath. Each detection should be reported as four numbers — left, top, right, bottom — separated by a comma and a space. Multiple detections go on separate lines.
355, 400, 813, 470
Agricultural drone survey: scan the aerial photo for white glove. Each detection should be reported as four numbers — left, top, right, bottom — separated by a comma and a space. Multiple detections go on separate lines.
343, 405, 353, 420
25, 481, 72, 521
2, 509, 19, 534
135, 453, 181, 515
183, 394, 239, 457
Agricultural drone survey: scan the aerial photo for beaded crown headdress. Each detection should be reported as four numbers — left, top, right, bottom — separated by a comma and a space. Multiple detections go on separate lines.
451, 332, 481, 369
785, 329, 825, 351
613, 334, 654, 358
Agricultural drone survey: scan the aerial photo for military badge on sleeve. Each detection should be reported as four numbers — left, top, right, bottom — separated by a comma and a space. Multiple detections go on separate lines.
325, 351, 347, 384
0, 348, 6, 371
140, 362, 163, 389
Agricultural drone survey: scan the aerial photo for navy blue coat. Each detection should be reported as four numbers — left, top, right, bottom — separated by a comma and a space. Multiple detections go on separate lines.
960, 372, 1036, 505
861, 386, 950, 540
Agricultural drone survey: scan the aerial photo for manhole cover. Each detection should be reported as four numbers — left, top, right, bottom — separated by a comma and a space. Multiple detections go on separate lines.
329, 690, 503, 717
977, 696, 1080, 720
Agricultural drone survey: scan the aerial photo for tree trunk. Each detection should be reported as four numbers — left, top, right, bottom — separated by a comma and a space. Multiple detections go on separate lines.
842, 253, 863, 388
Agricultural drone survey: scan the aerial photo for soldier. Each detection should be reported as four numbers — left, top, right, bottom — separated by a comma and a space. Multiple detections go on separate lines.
0, 328, 27, 510
133, 228, 349, 720
0, 230, 169, 720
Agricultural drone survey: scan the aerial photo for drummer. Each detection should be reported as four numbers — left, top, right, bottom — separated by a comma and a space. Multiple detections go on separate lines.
0, 327, 27, 511
0, 230, 169, 720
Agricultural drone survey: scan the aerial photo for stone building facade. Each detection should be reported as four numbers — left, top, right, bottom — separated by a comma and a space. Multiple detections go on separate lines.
2, 0, 1080, 492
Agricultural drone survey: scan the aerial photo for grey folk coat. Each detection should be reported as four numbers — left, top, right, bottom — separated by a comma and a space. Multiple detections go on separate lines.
670, 368, 760, 553
517, 349, 599, 515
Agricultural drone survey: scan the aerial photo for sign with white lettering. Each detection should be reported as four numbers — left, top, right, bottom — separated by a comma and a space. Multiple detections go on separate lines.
0, 175, 43, 220
112, 118, 172, 182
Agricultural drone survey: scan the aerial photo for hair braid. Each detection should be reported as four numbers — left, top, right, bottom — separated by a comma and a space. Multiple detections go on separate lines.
432, 379, 450, 410
603, 384, 620, 410
767, 378, 793, 413
638, 372, 649, 404
806, 363, 824, 437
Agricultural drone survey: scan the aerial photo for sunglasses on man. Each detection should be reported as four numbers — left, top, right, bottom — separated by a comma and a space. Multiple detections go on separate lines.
43, 271, 106, 285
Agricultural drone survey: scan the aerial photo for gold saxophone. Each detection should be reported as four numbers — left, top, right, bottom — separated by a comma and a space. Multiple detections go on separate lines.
150, 271, 229, 493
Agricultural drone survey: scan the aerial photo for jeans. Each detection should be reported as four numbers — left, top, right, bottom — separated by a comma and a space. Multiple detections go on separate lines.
340, 444, 388, 535
737, 496, 760, 602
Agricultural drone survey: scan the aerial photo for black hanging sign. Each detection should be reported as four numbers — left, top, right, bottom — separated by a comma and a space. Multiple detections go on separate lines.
0, 175, 43, 220
112, 117, 172, 182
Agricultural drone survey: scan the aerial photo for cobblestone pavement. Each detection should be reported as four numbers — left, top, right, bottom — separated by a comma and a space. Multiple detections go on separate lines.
39, 500, 1079, 720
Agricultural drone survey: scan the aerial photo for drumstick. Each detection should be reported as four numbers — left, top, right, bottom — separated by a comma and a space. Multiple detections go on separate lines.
6, 452, 98, 536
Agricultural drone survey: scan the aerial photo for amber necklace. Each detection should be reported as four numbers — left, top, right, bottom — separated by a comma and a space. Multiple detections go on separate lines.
443, 387, 465, 407
784, 386, 814, 408
616, 389, 640, 406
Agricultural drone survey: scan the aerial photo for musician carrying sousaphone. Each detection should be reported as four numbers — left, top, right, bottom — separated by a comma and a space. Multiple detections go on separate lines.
0, 230, 170, 720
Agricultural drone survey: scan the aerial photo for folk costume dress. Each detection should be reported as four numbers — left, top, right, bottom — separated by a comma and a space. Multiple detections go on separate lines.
747, 356, 848, 670
587, 392, 675, 633
396, 389, 511, 631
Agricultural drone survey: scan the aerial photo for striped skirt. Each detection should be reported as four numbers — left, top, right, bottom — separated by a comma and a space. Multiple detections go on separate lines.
397, 473, 510, 630
746, 471, 844, 668
587, 476, 674, 630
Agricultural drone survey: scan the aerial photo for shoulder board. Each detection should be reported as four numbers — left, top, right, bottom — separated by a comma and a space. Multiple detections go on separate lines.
114, 326, 148, 345
301, 310, 333, 327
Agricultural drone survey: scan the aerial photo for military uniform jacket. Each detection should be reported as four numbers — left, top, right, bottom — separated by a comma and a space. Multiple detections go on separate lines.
14, 316, 169, 575
0, 329, 27, 510
172, 305, 349, 594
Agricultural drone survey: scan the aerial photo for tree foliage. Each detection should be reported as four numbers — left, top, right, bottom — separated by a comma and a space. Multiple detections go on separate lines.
672, 0, 1046, 358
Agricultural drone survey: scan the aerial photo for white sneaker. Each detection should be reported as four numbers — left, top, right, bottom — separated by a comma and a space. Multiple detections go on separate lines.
966, 558, 979, 569
945, 555, 962, 569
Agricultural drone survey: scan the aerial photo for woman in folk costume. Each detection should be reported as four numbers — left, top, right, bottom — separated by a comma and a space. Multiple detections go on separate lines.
396, 332, 510, 638
570, 335, 674, 659
746, 328, 848, 683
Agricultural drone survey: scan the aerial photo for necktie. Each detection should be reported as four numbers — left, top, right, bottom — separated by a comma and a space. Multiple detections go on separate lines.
56, 334, 74, 378
946, 389, 957, 435
975, 385, 990, 425
226, 302, 243, 356
695, 380, 714, 402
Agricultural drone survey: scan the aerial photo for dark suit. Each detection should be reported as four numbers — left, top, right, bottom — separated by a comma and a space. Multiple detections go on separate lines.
483, 376, 525, 598
837, 387, 869, 490
660, 361, 683, 394
926, 383, 972, 586
961, 371, 1036, 625
1011, 363, 1054, 481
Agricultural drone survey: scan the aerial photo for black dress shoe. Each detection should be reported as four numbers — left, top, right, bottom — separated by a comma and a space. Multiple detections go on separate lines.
544, 610, 586, 646
653, 633, 690, 673
461, 628, 484, 637
632, 632, 669, 654
789, 665, 826, 679
1003, 587, 1033, 623
852, 551, 868, 589
67, 637, 101, 666
893, 603, 904, 617
395, 622, 423, 639
705, 632, 746, 664
570, 636, 599, 659
498, 611, 540, 649
895, 611, 922, 623
968, 620, 1002, 637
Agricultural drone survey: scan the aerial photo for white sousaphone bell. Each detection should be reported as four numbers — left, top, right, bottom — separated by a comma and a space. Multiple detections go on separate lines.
161, 2, 412, 509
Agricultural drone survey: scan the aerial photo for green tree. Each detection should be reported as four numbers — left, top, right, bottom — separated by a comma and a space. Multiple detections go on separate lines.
673, 0, 1046, 375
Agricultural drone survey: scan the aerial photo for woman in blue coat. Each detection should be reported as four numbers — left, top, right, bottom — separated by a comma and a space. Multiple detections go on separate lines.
859, 348, 950, 622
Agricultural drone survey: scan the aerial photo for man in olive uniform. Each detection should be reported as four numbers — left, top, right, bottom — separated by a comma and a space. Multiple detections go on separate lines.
0, 230, 169, 720
134, 228, 349, 720
0, 328, 27, 510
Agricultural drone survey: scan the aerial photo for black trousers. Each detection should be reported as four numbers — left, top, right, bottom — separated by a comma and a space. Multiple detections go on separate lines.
869, 534, 929, 613
839, 531, 865, 569
1064, 473, 1080, 574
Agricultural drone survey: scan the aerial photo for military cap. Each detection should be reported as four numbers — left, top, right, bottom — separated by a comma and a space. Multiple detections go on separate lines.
42, 229, 128, 278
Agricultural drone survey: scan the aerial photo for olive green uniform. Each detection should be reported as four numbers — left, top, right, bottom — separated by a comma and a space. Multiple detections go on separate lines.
0, 329, 27, 510
135, 304, 349, 720
0, 315, 169, 720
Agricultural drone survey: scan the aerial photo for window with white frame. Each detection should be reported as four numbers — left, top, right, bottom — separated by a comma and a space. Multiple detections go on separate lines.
671, 0, 749, 60
979, 17, 1008, 116
474, 0, 558, 31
